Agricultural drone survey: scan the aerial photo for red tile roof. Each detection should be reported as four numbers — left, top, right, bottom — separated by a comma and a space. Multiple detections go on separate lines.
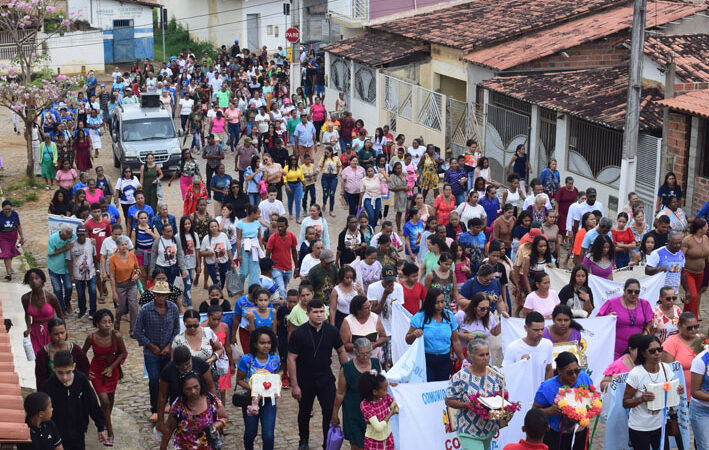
481, 66, 665, 130
463, 1, 706, 70
0, 304, 30, 444
644, 34, 709, 82
370, 0, 624, 52
323, 33, 428, 66
656, 88, 709, 119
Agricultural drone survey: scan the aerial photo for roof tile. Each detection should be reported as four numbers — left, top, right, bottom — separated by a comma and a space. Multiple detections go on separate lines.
644, 34, 709, 82
0, 307, 30, 444
323, 32, 428, 66
481, 66, 664, 130
656, 88, 709, 119
370, 0, 624, 52
463, 1, 706, 70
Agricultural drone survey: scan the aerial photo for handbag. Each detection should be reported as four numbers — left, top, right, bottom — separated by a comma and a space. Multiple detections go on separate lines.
232, 356, 253, 407
211, 337, 230, 377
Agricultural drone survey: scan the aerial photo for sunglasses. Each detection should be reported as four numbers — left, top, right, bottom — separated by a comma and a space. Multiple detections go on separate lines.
478, 307, 490, 312
647, 347, 663, 355
626, 289, 640, 295
185, 324, 200, 329
564, 368, 581, 375
663, 296, 678, 301
686, 325, 700, 331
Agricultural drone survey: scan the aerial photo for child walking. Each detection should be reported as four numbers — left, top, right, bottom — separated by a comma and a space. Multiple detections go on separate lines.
358, 372, 398, 450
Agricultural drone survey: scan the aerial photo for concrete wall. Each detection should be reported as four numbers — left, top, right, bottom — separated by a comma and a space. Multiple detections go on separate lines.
164, 0, 243, 49
242, 0, 289, 51
68, 0, 154, 30
43, 30, 105, 74
667, 112, 709, 214
666, 111, 692, 194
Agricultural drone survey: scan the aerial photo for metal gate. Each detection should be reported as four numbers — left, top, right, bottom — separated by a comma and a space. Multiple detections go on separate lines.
113, 20, 134, 63
538, 108, 557, 172
635, 134, 662, 215
446, 98, 471, 158
247, 14, 260, 50
484, 103, 530, 184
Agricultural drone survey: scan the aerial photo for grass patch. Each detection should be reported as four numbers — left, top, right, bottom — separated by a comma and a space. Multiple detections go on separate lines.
21, 249, 38, 270
153, 15, 217, 63
24, 192, 38, 203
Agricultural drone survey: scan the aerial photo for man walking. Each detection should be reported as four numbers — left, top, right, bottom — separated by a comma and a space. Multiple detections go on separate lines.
294, 114, 316, 163
288, 299, 348, 450
266, 216, 299, 299
202, 134, 224, 201
47, 224, 75, 313
66, 225, 99, 320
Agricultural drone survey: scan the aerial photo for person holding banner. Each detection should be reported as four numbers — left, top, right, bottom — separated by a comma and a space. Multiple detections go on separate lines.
557, 265, 594, 318
542, 305, 583, 346
597, 278, 654, 359
445, 338, 506, 450
600, 333, 644, 391
406, 287, 465, 381
332, 337, 381, 450
623, 335, 684, 450
533, 352, 593, 450
661, 311, 699, 399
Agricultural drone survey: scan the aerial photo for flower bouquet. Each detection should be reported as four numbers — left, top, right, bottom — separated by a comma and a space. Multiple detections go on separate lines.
468, 390, 521, 428
691, 333, 709, 355
554, 385, 602, 428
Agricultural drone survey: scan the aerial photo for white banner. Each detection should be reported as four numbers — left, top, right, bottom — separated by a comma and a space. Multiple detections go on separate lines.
547, 267, 665, 316
500, 316, 616, 387
391, 302, 413, 364
386, 335, 427, 384
390, 358, 533, 450
48, 213, 83, 236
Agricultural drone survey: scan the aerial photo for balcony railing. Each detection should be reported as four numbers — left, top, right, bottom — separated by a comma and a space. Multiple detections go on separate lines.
329, 0, 369, 22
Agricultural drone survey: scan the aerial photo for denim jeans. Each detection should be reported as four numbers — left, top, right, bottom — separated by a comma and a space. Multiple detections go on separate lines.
691, 401, 709, 450
425, 352, 451, 382
344, 192, 359, 216
248, 193, 261, 206
205, 165, 217, 199
48, 270, 72, 312
182, 269, 194, 307
75, 276, 97, 316
286, 181, 303, 219
207, 261, 230, 289
302, 183, 316, 211
144, 352, 171, 413
363, 198, 382, 228
227, 122, 241, 151
321, 174, 338, 212
272, 268, 292, 299
156, 264, 179, 285
242, 397, 276, 450
180, 114, 189, 133
190, 129, 201, 151
340, 138, 352, 154
454, 192, 466, 205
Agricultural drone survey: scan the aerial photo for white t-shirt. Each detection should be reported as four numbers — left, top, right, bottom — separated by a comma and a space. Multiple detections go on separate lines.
259, 200, 286, 232
155, 236, 179, 268
180, 98, 194, 116
216, 216, 237, 245
255, 113, 270, 133
100, 237, 133, 258
366, 281, 404, 336
300, 254, 320, 277
407, 146, 425, 169
199, 232, 231, 264
690, 351, 709, 407
626, 363, 676, 431
570, 201, 605, 226
503, 338, 553, 389
178, 233, 200, 270
523, 194, 553, 210
456, 202, 487, 228
67, 240, 97, 281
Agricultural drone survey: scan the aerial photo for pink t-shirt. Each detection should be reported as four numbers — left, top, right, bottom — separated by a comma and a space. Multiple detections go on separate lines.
603, 356, 634, 376
597, 296, 654, 359
55, 169, 77, 190
212, 117, 226, 133
225, 108, 240, 124
85, 189, 104, 204
311, 104, 326, 122
523, 289, 560, 318
663, 334, 696, 400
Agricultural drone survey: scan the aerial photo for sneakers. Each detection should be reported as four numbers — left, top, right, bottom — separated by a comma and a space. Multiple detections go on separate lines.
77, 311, 87, 320
298, 441, 309, 450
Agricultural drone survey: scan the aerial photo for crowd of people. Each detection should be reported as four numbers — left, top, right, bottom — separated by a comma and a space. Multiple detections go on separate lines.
10, 42, 709, 450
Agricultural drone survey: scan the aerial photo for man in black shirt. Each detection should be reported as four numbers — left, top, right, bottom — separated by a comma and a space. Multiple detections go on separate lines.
646, 214, 671, 249
156, 345, 216, 433
288, 299, 348, 450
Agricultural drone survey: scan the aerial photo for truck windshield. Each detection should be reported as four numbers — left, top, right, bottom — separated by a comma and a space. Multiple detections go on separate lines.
121, 118, 176, 142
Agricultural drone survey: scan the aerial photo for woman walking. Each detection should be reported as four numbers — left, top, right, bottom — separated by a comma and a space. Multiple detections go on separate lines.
168, 149, 201, 200
283, 155, 305, 222
0, 200, 24, 281
140, 153, 162, 212
82, 309, 127, 447
319, 146, 341, 217
108, 236, 140, 335
200, 219, 235, 289
681, 218, 709, 317
39, 134, 57, 189
22, 269, 63, 355
114, 167, 141, 227
74, 129, 93, 172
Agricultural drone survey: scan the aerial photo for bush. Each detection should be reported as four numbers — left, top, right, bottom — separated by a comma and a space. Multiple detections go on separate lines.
153, 15, 217, 63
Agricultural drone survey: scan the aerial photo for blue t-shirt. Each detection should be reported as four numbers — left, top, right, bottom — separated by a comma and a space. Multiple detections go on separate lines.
47, 231, 76, 274
210, 174, 232, 202
459, 231, 487, 270
460, 277, 502, 312
403, 220, 424, 256
581, 228, 613, 250
512, 225, 530, 240
244, 167, 262, 194
103, 204, 121, 224
237, 353, 281, 383
127, 204, 154, 226
534, 371, 594, 432
0, 210, 20, 232
72, 182, 88, 195
410, 309, 458, 355
478, 196, 500, 226
234, 294, 273, 329
236, 219, 260, 239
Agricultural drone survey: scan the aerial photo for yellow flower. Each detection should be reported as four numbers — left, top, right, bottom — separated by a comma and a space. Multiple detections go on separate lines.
579, 418, 590, 427
557, 399, 569, 407
592, 400, 602, 408
575, 408, 586, 416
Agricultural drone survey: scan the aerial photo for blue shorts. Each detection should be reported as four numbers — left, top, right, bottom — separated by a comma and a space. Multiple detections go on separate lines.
304, 84, 313, 96
315, 84, 325, 95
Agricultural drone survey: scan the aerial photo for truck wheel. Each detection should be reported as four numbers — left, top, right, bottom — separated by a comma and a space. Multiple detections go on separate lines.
113, 151, 120, 168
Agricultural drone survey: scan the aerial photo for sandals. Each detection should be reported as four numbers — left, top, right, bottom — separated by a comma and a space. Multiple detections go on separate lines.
4, 274, 11, 281
103, 436, 114, 447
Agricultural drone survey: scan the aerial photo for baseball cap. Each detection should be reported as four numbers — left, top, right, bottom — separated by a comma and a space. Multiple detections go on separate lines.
321, 249, 335, 264
519, 228, 547, 245
207, 133, 215, 140
586, 187, 597, 196
244, 137, 252, 143
76, 224, 87, 234
100, 83, 105, 87
382, 265, 397, 281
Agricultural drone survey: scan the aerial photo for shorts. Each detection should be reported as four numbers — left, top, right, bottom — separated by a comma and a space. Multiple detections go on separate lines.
135, 248, 152, 268
304, 84, 313, 96
315, 84, 325, 95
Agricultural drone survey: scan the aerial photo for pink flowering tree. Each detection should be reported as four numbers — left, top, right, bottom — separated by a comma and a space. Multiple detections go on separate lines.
0, 0, 82, 177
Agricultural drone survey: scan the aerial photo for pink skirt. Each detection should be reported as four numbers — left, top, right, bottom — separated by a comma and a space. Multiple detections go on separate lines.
179, 175, 192, 200
0, 230, 19, 259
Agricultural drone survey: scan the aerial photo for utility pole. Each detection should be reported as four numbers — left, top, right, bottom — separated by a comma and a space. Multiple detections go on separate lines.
619, 0, 647, 209
161, 7, 167, 63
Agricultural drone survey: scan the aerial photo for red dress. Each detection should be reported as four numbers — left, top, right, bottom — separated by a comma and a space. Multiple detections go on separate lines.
88, 331, 123, 393
74, 138, 93, 171
554, 186, 578, 234
361, 394, 395, 450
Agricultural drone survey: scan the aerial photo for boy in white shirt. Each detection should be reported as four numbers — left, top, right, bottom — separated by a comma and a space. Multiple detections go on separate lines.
503, 311, 553, 389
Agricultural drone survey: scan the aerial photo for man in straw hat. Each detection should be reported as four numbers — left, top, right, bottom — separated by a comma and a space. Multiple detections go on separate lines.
133, 280, 180, 422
